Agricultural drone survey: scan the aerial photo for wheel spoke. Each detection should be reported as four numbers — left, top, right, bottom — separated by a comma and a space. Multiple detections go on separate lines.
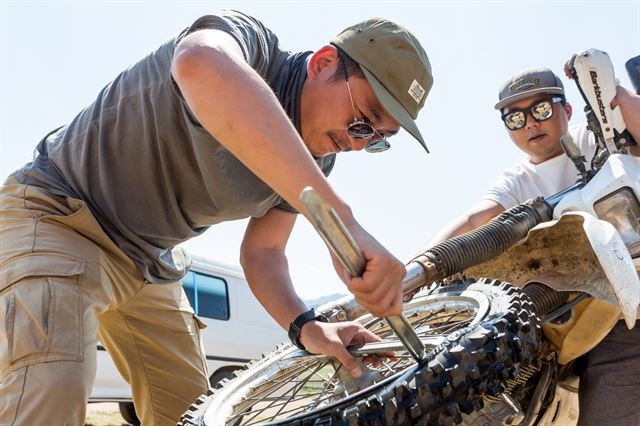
266, 361, 328, 420
239, 360, 328, 424
227, 360, 320, 421
228, 359, 352, 424
307, 364, 343, 410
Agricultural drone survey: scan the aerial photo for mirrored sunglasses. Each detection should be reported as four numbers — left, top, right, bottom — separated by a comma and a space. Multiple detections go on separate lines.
501, 96, 564, 130
346, 121, 391, 153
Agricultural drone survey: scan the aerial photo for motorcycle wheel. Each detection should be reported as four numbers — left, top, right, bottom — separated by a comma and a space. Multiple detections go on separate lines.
179, 278, 540, 426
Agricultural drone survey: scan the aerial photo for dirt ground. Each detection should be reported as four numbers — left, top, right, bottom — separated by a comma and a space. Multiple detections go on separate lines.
85, 403, 130, 426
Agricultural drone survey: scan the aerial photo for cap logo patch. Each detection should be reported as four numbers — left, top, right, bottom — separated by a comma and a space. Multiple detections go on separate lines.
408, 79, 425, 104
509, 78, 540, 93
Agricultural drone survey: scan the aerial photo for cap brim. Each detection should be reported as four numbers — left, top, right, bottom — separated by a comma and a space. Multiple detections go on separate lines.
494, 87, 564, 110
360, 67, 429, 153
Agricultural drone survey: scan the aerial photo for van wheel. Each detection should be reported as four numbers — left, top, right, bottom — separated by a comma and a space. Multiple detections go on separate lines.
118, 402, 140, 425
209, 368, 240, 389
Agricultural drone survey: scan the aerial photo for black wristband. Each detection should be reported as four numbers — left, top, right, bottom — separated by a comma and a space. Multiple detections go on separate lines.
288, 308, 329, 351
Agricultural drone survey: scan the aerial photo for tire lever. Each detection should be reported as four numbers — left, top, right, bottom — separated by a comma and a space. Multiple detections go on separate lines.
300, 187, 427, 363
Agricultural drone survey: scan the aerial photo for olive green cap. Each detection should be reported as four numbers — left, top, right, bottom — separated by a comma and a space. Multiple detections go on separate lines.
331, 18, 433, 153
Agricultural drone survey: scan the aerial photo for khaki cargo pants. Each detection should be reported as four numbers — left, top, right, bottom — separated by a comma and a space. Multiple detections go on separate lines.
0, 179, 209, 426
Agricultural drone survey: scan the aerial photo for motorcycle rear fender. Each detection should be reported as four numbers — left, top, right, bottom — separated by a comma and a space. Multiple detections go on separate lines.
465, 212, 639, 328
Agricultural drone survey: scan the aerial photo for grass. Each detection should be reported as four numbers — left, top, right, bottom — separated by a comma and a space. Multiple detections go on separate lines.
85, 403, 130, 426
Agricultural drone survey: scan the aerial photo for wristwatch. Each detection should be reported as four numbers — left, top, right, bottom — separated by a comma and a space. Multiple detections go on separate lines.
288, 308, 329, 351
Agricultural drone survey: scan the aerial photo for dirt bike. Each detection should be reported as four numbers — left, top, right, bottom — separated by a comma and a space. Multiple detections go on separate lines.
178, 49, 640, 426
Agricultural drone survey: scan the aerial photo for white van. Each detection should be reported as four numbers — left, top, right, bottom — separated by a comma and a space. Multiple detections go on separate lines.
89, 255, 287, 424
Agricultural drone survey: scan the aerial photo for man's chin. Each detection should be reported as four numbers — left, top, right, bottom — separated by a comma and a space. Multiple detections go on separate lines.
305, 134, 341, 157
526, 138, 555, 153
308, 141, 336, 158
308, 147, 333, 158
302, 140, 323, 158
530, 147, 565, 163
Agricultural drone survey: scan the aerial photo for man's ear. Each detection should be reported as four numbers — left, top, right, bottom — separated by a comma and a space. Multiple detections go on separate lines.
564, 102, 573, 120
307, 45, 339, 79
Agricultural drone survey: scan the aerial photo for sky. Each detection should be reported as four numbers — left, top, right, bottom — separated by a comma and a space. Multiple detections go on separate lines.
1, 0, 639, 300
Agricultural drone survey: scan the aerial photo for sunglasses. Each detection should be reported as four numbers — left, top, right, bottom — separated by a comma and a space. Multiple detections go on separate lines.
501, 96, 564, 130
341, 56, 391, 153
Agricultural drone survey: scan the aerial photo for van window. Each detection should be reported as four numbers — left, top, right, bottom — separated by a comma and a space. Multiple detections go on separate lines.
182, 271, 230, 320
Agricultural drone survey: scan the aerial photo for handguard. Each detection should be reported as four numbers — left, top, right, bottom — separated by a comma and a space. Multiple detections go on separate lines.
565, 49, 634, 153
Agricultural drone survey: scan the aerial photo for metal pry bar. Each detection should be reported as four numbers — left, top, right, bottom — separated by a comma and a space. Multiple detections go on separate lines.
300, 187, 427, 362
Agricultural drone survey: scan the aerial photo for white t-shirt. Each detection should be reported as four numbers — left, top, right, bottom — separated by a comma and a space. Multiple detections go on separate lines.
483, 124, 596, 209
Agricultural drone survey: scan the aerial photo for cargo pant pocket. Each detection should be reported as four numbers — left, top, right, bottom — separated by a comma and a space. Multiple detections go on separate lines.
0, 254, 86, 380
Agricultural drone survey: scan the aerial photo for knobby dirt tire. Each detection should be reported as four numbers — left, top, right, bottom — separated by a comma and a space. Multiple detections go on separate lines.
178, 278, 540, 426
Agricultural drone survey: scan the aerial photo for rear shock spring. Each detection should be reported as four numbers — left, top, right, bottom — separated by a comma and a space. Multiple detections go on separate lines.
523, 282, 569, 317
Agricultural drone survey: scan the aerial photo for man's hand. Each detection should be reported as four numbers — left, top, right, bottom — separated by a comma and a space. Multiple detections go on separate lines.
612, 85, 640, 145
330, 223, 406, 318
299, 320, 380, 377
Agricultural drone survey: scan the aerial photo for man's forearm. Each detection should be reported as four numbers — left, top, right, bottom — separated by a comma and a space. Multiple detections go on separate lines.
615, 86, 640, 144
241, 247, 307, 330
421, 200, 505, 253
424, 217, 474, 250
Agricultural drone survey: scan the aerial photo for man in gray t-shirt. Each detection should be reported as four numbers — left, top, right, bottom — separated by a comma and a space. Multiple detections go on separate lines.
0, 10, 433, 425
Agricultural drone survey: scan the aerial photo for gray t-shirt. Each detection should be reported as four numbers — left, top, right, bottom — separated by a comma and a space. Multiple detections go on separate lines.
15, 10, 336, 283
